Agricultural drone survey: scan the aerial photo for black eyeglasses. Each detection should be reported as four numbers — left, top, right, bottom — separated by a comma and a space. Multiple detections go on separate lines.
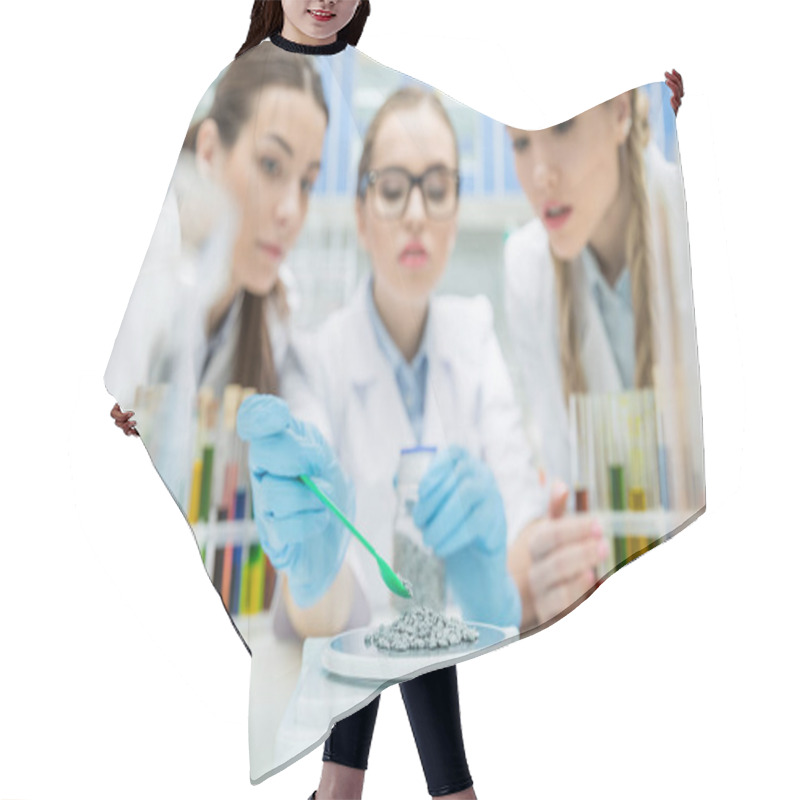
359, 165, 460, 220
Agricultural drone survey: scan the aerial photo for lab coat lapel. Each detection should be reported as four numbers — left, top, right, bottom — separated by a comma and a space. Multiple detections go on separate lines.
420, 301, 478, 455
576, 255, 624, 393
343, 282, 417, 479
421, 348, 451, 450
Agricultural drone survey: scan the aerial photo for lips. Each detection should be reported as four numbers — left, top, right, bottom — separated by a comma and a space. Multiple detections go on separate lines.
308, 8, 335, 21
399, 241, 429, 269
258, 241, 284, 260
541, 202, 573, 231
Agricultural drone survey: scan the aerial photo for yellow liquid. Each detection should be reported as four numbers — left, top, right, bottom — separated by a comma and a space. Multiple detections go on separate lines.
628, 486, 647, 512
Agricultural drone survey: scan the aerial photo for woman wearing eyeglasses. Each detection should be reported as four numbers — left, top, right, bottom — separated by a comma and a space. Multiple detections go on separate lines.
240, 83, 542, 800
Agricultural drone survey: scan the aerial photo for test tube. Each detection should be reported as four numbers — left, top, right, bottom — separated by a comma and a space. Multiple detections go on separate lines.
577, 394, 591, 512
630, 391, 650, 555
642, 388, 661, 514
220, 385, 242, 518
187, 391, 204, 564
594, 393, 610, 513
240, 386, 275, 613
656, 407, 671, 512
219, 385, 241, 614
585, 393, 598, 514
569, 393, 589, 512
627, 391, 647, 513
197, 386, 217, 525
237, 387, 256, 523
609, 394, 626, 511
238, 387, 263, 615
191, 387, 215, 576
608, 394, 627, 565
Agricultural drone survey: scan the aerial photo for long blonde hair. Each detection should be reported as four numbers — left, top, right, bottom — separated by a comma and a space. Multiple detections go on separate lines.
553, 89, 655, 400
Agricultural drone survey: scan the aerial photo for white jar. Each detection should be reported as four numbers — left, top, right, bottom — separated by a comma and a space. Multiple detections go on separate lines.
391, 446, 446, 613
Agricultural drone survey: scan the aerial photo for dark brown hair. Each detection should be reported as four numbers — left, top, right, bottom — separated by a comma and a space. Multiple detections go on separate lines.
183, 43, 329, 154
183, 44, 329, 394
236, 0, 371, 60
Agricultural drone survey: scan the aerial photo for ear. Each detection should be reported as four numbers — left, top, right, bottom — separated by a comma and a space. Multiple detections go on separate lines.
611, 92, 634, 146
194, 117, 223, 179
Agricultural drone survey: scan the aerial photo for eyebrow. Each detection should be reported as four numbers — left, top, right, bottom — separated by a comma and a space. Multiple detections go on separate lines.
260, 133, 322, 171
373, 160, 453, 172
261, 133, 293, 156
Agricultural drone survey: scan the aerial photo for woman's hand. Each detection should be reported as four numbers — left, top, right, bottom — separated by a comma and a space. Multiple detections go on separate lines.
110, 403, 139, 436
415, 446, 521, 629
509, 480, 608, 631
237, 394, 352, 610
665, 69, 684, 116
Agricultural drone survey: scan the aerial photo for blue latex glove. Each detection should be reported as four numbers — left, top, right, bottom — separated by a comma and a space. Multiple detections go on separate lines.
413, 446, 521, 629
236, 394, 353, 609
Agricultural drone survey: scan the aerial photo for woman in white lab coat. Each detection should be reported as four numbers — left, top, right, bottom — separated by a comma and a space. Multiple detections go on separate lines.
303, 226, 543, 630
239, 84, 541, 800
107, 43, 335, 442
503, 73, 704, 629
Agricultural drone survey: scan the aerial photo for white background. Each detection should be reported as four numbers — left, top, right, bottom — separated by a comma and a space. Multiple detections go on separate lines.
1, 1, 797, 798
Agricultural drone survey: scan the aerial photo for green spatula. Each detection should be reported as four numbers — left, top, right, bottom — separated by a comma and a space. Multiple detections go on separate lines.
298, 473, 412, 600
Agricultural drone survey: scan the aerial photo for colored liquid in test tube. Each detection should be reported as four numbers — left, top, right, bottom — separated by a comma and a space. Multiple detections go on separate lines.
571, 392, 595, 513
607, 394, 627, 564
238, 387, 256, 523
627, 391, 648, 556
220, 384, 241, 518
196, 387, 217, 526
219, 384, 241, 614
627, 392, 647, 513
569, 393, 587, 511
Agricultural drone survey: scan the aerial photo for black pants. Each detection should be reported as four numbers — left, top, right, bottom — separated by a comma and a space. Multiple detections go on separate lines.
323, 665, 473, 797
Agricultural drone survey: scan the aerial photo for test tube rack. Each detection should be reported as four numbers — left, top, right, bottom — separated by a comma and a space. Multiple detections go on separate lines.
568, 387, 689, 577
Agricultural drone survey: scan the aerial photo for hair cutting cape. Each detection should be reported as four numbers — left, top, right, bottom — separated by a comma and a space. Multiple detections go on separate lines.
104, 36, 705, 784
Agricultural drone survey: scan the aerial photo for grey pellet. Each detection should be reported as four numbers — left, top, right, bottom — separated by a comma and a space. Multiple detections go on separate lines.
364, 606, 479, 653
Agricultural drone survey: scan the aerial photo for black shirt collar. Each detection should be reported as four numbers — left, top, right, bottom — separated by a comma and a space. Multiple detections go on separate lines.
270, 31, 348, 55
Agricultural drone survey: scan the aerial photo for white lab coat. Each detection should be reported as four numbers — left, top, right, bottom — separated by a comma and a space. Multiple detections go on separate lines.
504, 141, 705, 511
104, 184, 183, 410
104, 157, 313, 415
296, 277, 545, 618
104, 171, 318, 504
104, 151, 238, 410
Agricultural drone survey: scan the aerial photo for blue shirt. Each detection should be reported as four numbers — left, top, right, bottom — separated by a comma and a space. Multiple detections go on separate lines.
583, 248, 635, 389
365, 279, 430, 444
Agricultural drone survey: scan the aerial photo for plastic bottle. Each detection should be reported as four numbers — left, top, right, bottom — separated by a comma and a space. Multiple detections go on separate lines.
391, 446, 446, 613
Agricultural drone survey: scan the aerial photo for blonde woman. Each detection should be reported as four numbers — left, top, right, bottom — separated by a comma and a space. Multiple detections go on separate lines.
504, 73, 702, 629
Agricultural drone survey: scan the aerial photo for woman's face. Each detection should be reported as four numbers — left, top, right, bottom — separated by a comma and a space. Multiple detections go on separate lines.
281, 0, 361, 44
507, 94, 631, 261
197, 86, 327, 296
356, 103, 458, 310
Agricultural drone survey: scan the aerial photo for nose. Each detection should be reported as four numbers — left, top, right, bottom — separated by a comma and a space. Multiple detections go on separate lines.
532, 158, 557, 193
274, 180, 303, 227
403, 184, 426, 226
